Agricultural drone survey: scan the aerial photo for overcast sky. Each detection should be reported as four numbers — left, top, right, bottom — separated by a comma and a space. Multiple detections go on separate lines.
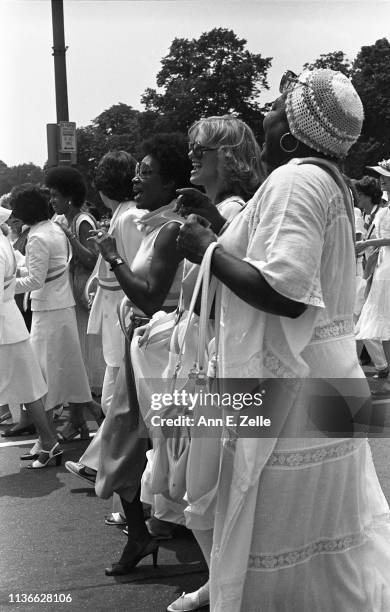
1, 0, 389, 167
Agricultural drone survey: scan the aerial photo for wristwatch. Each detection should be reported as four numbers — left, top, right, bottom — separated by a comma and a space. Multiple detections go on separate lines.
108, 256, 125, 271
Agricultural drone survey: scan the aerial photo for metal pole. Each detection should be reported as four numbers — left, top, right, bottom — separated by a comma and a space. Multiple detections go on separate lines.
51, 0, 69, 123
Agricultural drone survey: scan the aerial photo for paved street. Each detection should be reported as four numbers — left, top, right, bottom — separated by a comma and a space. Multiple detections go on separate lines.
1, 393, 390, 612
0, 423, 208, 612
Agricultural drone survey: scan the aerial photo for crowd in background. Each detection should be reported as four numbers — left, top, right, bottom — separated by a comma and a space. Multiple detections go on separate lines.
1, 67, 390, 611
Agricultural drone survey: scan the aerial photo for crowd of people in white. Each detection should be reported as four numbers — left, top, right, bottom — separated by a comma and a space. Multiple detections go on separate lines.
1, 68, 390, 611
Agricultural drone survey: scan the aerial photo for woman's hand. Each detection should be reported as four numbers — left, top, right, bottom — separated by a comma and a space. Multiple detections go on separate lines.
176, 214, 217, 264
88, 229, 119, 261
134, 324, 151, 348
175, 188, 227, 234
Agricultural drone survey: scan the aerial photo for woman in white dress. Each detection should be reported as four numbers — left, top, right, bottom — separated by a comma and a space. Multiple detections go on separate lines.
353, 176, 388, 377
44, 166, 105, 438
11, 185, 94, 445
356, 167, 390, 379
161, 115, 263, 611
92, 134, 192, 576
0, 204, 61, 468
176, 69, 390, 611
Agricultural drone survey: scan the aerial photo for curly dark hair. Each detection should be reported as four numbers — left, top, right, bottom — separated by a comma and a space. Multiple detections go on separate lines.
137, 133, 192, 191
45, 166, 87, 208
94, 150, 137, 202
354, 175, 383, 206
10, 184, 50, 225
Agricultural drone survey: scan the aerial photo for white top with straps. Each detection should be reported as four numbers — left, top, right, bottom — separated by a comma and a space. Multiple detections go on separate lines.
87, 201, 144, 367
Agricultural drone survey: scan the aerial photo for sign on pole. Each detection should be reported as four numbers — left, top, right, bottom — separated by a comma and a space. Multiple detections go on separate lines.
59, 121, 77, 153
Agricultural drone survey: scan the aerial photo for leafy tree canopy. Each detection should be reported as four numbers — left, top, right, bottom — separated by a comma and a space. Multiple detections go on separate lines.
73, 34, 390, 184
75, 104, 159, 204
141, 28, 272, 134
0, 162, 44, 197
300, 41, 390, 176
303, 51, 352, 77
352, 38, 390, 145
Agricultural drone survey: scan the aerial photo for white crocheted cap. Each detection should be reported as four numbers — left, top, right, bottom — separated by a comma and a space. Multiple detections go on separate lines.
367, 159, 390, 177
285, 69, 364, 159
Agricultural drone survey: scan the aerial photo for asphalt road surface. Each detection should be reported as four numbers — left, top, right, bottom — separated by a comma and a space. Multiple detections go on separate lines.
1, 396, 390, 612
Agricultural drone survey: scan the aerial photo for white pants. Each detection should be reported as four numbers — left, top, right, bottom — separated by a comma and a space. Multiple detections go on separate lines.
80, 365, 120, 469
365, 339, 387, 370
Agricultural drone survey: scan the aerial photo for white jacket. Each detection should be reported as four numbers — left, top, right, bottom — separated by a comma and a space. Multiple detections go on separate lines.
15, 220, 75, 311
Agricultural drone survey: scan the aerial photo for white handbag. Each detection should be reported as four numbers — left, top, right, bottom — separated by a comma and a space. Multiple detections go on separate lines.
150, 242, 220, 501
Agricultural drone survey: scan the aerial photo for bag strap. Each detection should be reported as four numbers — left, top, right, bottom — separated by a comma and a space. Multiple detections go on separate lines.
207, 279, 222, 379
173, 242, 219, 381
196, 247, 217, 373
296, 158, 356, 244
45, 237, 72, 283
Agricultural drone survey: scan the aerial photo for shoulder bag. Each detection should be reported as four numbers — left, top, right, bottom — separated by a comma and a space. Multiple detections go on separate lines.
150, 241, 219, 502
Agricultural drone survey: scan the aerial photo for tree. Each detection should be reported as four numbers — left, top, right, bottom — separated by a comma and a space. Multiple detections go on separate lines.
75, 103, 159, 205
344, 38, 390, 176
92, 102, 140, 137
141, 28, 272, 137
303, 51, 352, 77
301, 42, 390, 177
0, 162, 44, 197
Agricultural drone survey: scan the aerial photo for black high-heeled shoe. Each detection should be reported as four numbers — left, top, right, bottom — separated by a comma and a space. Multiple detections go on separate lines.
1, 424, 36, 438
57, 422, 89, 442
105, 539, 159, 576
27, 442, 63, 469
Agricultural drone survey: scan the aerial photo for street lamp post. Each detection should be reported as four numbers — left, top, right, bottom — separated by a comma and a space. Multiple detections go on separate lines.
51, 0, 69, 123
47, 0, 76, 166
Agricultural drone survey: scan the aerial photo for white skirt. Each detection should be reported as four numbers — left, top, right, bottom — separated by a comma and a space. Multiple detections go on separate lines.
0, 339, 47, 405
131, 315, 187, 524
30, 307, 92, 411
211, 439, 390, 612
356, 252, 390, 340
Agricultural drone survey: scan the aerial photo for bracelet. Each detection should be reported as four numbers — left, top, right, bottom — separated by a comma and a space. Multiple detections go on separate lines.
109, 256, 125, 271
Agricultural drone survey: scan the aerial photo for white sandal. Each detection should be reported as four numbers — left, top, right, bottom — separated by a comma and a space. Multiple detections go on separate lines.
27, 442, 63, 469
166, 583, 209, 611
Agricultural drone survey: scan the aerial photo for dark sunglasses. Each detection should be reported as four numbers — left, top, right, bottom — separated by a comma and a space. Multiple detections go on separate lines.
279, 70, 310, 95
188, 141, 219, 159
135, 162, 154, 179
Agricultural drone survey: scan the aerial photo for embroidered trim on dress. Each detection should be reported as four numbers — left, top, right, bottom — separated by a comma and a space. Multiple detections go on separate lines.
267, 439, 360, 469
263, 349, 297, 379
311, 318, 354, 342
248, 531, 366, 571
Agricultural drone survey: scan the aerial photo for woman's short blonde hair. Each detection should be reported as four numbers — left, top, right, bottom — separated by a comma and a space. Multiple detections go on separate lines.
188, 115, 264, 199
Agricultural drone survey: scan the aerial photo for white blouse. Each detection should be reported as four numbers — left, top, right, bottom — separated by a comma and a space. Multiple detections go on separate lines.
218, 160, 361, 379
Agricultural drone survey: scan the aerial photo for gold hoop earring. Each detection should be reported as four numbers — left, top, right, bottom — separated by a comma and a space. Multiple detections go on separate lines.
280, 132, 299, 154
